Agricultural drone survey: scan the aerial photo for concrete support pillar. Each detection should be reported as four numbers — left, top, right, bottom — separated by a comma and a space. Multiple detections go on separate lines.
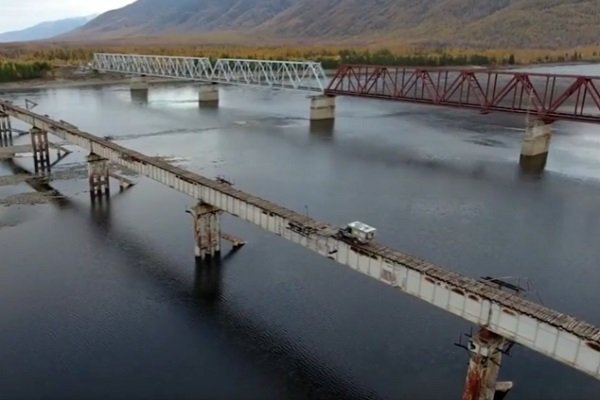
193, 202, 222, 261
198, 84, 219, 106
87, 153, 110, 199
30, 127, 50, 174
130, 76, 149, 103
0, 113, 13, 147
462, 329, 513, 400
310, 95, 336, 121
520, 121, 552, 173
130, 76, 148, 92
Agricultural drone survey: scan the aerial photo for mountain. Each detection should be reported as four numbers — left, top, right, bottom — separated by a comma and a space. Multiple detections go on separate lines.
0, 16, 94, 43
74, 0, 294, 36
69, 0, 600, 48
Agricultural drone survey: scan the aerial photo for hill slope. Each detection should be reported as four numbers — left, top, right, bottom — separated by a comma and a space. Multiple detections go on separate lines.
70, 0, 600, 48
76, 0, 294, 36
0, 17, 93, 43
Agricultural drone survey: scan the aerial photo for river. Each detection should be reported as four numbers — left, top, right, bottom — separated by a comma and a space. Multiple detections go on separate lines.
1, 63, 599, 399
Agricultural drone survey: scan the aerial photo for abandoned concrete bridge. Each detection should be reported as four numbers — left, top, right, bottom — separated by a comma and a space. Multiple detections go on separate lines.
1, 98, 599, 400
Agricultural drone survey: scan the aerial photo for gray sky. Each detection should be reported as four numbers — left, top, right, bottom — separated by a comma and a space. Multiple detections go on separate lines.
0, 0, 136, 33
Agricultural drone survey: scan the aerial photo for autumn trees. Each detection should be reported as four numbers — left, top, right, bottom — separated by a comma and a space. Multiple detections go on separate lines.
0, 42, 598, 83
0, 61, 51, 82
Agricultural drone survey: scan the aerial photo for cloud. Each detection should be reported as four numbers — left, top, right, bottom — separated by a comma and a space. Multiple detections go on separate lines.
0, 0, 135, 32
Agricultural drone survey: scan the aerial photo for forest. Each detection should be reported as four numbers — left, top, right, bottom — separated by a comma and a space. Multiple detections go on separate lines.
0, 44, 597, 83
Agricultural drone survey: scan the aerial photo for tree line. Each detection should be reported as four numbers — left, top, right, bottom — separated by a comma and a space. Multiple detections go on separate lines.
0, 61, 51, 82
313, 49, 512, 69
0, 44, 598, 83
4, 44, 599, 66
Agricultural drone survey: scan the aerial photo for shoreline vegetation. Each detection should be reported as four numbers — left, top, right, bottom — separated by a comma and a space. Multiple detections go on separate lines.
0, 45, 599, 87
0, 61, 52, 82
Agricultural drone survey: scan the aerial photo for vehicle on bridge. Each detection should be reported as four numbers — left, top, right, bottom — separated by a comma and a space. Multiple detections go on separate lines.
339, 221, 377, 244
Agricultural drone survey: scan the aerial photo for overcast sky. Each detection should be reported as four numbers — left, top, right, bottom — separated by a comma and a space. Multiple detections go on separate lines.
0, 0, 136, 33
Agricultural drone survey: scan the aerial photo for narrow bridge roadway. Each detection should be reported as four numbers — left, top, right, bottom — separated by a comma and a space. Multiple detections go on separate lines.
1, 99, 599, 398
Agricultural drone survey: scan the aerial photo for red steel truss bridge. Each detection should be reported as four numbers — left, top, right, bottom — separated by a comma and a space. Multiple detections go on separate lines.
325, 65, 600, 124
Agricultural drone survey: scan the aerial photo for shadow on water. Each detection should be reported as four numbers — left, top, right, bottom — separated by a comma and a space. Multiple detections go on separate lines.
1, 159, 71, 209
85, 194, 376, 400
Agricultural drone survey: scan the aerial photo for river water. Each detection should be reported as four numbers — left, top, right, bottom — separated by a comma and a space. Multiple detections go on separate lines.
1, 64, 600, 399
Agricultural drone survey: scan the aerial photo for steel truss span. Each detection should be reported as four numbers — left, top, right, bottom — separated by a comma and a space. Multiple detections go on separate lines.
211, 58, 327, 91
93, 53, 213, 81
325, 65, 600, 124
92, 53, 327, 92
1, 100, 600, 382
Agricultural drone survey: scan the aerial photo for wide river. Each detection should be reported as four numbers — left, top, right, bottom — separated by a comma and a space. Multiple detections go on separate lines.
1, 64, 600, 399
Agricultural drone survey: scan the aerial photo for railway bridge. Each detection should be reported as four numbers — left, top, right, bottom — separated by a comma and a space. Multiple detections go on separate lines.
93, 53, 600, 173
1, 99, 599, 400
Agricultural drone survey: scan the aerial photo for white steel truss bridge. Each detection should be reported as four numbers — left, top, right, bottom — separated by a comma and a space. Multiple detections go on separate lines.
92, 53, 328, 92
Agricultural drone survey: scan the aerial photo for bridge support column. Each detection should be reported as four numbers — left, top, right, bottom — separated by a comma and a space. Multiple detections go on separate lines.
198, 84, 219, 107
462, 328, 513, 400
193, 202, 222, 261
130, 76, 148, 92
130, 76, 149, 104
0, 112, 13, 147
30, 127, 50, 174
87, 153, 110, 199
520, 121, 552, 173
310, 95, 336, 121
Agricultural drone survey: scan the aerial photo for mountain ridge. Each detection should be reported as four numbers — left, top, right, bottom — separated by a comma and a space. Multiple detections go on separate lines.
68, 0, 600, 48
0, 16, 94, 43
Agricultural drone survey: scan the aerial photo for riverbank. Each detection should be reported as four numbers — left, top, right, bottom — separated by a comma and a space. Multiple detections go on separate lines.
0, 73, 183, 92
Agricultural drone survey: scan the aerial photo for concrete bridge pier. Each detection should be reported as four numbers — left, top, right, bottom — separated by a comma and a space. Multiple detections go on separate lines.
87, 153, 110, 199
130, 76, 149, 103
30, 128, 50, 174
192, 202, 222, 261
0, 112, 13, 147
198, 84, 219, 107
130, 76, 148, 92
520, 121, 552, 173
462, 328, 513, 400
310, 95, 336, 122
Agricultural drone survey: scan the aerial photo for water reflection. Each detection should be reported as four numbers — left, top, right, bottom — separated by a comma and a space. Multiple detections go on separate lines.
310, 119, 335, 136
193, 248, 244, 301
194, 257, 222, 301
519, 154, 549, 175
130, 89, 148, 105
90, 194, 112, 227
198, 101, 219, 110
